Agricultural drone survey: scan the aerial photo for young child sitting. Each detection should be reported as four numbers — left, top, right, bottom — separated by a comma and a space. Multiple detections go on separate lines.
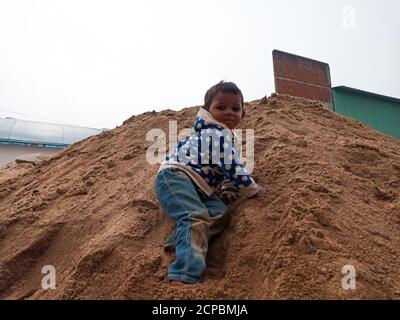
155, 80, 266, 284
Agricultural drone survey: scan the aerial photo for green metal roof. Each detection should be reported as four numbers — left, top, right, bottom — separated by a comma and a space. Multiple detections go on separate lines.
332, 88, 400, 139
333, 86, 400, 105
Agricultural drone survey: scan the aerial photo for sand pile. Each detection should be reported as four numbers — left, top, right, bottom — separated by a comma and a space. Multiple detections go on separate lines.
0, 94, 399, 300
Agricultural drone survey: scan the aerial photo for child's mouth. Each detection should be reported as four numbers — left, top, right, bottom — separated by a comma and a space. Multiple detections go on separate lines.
224, 120, 236, 128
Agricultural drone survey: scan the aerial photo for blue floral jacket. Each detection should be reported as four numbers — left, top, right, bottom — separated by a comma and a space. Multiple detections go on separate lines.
159, 107, 259, 198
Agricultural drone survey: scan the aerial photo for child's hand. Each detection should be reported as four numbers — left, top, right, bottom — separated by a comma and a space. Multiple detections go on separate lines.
220, 190, 239, 204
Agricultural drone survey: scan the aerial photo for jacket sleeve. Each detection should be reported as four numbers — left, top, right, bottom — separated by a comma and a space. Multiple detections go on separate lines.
217, 127, 260, 199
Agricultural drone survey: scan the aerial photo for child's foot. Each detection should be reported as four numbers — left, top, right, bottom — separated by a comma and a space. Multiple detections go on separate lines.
164, 230, 176, 252
164, 243, 175, 253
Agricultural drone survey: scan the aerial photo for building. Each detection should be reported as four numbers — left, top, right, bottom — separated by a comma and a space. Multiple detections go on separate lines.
272, 49, 400, 139
332, 86, 400, 139
0, 117, 105, 165
272, 50, 334, 111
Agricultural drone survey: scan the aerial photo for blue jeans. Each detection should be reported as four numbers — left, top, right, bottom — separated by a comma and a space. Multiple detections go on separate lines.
155, 168, 229, 284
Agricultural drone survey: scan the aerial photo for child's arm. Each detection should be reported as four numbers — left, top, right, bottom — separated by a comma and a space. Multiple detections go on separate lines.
216, 128, 261, 200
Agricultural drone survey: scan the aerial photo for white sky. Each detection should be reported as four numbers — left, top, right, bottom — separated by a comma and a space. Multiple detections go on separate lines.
0, 0, 399, 129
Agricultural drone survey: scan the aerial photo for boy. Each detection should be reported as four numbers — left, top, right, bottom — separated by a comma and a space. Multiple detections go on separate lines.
155, 81, 266, 284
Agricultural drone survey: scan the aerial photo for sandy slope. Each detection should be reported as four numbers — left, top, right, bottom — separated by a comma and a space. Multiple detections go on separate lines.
0, 94, 399, 299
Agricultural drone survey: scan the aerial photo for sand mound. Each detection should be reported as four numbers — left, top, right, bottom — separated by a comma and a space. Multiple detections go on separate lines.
0, 94, 399, 300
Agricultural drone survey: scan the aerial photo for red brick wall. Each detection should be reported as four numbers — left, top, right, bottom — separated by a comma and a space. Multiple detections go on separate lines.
273, 50, 333, 110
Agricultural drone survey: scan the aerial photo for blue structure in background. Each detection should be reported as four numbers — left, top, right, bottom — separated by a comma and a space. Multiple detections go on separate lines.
0, 117, 105, 149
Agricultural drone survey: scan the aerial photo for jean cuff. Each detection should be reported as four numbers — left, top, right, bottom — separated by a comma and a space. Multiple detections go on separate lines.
168, 273, 201, 284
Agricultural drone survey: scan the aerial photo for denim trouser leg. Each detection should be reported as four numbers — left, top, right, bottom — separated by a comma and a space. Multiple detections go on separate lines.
163, 196, 229, 252
156, 168, 228, 284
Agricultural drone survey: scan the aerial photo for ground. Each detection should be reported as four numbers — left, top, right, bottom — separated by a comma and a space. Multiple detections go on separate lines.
0, 94, 399, 299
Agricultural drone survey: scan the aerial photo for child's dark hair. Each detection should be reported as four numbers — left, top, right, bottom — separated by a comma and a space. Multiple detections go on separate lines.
204, 80, 244, 110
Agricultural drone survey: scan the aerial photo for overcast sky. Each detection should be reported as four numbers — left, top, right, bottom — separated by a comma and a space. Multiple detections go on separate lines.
0, 0, 399, 129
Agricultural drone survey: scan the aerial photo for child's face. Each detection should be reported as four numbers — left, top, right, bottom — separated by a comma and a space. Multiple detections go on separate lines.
208, 92, 244, 129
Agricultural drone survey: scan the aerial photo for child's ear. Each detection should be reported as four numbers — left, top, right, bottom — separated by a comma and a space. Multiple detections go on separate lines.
241, 110, 246, 119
